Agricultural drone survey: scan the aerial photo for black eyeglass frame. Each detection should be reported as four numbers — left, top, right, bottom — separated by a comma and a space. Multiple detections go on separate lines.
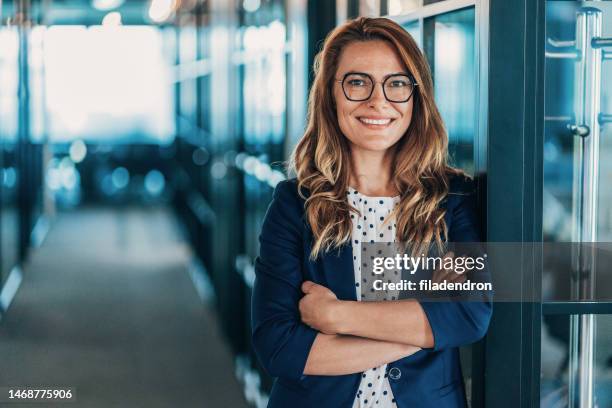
336, 72, 419, 103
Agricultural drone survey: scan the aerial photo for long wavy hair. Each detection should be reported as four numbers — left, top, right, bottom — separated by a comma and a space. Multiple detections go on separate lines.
291, 17, 462, 260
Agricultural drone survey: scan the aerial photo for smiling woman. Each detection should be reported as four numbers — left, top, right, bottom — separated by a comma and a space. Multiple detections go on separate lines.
251, 16, 491, 408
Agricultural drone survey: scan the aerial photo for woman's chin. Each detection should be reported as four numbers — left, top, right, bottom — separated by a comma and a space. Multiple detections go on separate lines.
352, 143, 398, 153
349, 136, 401, 153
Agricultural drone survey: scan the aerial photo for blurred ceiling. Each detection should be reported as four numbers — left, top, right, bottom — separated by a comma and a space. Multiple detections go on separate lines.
2, 0, 157, 25
47, 0, 153, 25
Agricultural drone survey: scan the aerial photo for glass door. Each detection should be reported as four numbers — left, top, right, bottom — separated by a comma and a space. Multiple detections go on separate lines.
542, 2, 612, 407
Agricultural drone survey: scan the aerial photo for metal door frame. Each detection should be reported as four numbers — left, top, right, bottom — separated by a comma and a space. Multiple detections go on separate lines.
485, 0, 545, 407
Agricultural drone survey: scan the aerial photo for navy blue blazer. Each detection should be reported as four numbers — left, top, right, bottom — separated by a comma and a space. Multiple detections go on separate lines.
251, 175, 492, 408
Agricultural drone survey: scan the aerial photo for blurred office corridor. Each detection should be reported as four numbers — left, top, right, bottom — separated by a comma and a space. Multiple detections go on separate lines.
0, 206, 247, 407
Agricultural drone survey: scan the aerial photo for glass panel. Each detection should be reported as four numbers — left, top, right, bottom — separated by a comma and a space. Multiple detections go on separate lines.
543, 1, 612, 242
359, 0, 381, 17
421, 8, 477, 406
198, 25, 211, 133
241, 17, 286, 161
424, 7, 476, 174
542, 3, 612, 295
542, 3, 612, 301
30, 26, 46, 142
402, 20, 421, 49
542, 2, 612, 407
541, 314, 612, 407
387, 0, 420, 16
0, 26, 20, 284
179, 24, 198, 125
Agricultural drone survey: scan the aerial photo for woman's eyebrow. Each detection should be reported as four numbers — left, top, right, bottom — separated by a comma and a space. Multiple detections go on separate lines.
342, 71, 411, 78
342, 71, 369, 76
385, 71, 411, 78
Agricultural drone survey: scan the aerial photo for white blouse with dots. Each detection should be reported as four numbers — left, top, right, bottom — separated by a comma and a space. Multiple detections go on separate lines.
348, 186, 400, 408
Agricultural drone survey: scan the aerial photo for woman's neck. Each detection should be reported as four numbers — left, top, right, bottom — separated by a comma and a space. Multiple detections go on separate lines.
348, 147, 398, 197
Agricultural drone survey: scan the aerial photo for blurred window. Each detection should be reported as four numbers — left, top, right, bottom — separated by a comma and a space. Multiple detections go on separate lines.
424, 8, 476, 174
388, 0, 420, 16
44, 25, 175, 144
0, 26, 20, 283
241, 20, 286, 158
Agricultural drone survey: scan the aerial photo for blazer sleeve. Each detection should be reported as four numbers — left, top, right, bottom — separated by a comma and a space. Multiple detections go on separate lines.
418, 177, 493, 351
251, 180, 318, 381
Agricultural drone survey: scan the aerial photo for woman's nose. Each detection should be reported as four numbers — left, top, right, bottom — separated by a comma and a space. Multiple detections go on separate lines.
367, 83, 388, 107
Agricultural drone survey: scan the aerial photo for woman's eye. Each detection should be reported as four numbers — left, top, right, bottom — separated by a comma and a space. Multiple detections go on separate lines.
347, 79, 366, 87
389, 80, 409, 88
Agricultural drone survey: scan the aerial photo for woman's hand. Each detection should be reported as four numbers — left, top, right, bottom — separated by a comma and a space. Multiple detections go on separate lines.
431, 251, 466, 286
299, 281, 343, 334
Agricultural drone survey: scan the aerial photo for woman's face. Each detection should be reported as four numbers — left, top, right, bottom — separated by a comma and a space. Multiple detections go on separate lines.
333, 40, 414, 154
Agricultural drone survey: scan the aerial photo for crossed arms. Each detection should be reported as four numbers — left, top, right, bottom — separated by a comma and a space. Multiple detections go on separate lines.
251, 181, 492, 380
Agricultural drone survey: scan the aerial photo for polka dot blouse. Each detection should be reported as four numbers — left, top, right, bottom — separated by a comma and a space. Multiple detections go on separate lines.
348, 186, 400, 408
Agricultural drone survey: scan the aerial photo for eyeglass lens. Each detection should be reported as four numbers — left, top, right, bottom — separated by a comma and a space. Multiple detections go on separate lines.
342, 73, 415, 103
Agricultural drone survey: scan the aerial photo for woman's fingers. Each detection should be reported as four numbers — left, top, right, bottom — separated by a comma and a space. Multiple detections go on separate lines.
432, 251, 451, 283
442, 251, 455, 274
448, 270, 467, 283
301, 280, 316, 293
432, 251, 469, 284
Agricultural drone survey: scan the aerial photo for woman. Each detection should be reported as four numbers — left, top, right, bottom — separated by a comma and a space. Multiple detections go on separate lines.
251, 17, 492, 408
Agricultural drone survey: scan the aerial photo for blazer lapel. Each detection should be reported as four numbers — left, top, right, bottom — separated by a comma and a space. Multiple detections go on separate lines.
319, 242, 357, 301
302, 213, 356, 302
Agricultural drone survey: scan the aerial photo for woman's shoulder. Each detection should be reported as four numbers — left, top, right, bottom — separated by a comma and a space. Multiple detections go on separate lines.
270, 178, 308, 218
447, 170, 476, 196
442, 171, 477, 214
273, 178, 306, 202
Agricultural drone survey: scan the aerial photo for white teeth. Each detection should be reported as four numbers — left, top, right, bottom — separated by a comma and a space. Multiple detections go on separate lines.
360, 118, 391, 125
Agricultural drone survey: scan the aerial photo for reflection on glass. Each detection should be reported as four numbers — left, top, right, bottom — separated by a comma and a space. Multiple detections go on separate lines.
424, 8, 476, 174
0, 27, 20, 284
387, 0, 420, 16
541, 314, 612, 407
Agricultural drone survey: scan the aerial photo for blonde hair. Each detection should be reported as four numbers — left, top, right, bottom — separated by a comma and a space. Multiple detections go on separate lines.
290, 16, 463, 259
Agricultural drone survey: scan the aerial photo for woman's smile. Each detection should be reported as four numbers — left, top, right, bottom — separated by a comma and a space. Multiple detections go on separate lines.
357, 116, 395, 128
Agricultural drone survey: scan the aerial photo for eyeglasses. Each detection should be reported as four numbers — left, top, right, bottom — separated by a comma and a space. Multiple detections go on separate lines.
336, 72, 418, 103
